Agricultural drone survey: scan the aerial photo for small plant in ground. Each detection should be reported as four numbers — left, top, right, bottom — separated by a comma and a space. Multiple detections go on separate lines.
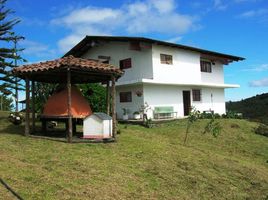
203, 118, 222, 137
183, 107, 200, 145
183, 108, 222, 145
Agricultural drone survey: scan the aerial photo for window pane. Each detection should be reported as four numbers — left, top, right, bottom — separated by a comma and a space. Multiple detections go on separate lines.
160, 54, 173, 64
192, 89, 201, 101
200, 61, 211, 73
120, 92, 132, 102
120, 58, 132, 70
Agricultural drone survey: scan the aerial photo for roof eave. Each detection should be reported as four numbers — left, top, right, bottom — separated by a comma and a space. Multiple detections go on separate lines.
64, 36, 245, 63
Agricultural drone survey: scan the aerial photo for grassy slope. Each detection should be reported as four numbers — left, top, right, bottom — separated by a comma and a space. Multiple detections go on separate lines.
0, 112, 267, 199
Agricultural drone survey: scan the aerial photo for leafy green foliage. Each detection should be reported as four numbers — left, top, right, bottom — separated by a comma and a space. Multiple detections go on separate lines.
203, 118, 222, 137
184, 108, 223, 144
34, 83, 57, 113
0, 94, 13, 111
226, 93, 268, 120
78, 83, 106, 113
254, 124, 268, 137
0, 0, 25, 111
184, 108, 200, 145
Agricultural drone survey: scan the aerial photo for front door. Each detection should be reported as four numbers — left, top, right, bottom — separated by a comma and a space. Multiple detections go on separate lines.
183, 91, 191, 116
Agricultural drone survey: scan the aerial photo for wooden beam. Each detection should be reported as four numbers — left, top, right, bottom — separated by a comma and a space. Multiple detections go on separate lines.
67, 69, 73, 143
111, 76, 116, 139
106, 81, 110, 115
25, 78, 30, 136
31, 81, 36, 133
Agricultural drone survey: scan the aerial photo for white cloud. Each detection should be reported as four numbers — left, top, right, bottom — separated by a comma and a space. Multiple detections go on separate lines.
249, 77, 268, 87
238, 9, 268, 18
51, 0, 199, 52
150, 0, 175, 13
213, 0, 228, 10
52, 7, 122, 26
166, 36, 182, 43
243, 64, 268, 72
21, 40, 57, 58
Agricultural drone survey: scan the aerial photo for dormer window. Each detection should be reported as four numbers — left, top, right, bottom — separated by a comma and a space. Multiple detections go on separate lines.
160, 54, 173, 65
120, 58, 132, 70
200, 60, 212, 73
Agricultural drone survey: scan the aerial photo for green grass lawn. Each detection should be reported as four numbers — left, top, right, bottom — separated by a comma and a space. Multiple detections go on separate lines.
0, 111, 268, 199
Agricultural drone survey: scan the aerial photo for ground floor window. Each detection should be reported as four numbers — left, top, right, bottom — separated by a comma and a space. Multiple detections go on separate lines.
119, 91, 132, 102
192, 89, 201, 101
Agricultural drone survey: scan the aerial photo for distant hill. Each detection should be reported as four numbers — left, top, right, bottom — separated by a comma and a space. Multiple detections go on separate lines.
226, 93, 268, 120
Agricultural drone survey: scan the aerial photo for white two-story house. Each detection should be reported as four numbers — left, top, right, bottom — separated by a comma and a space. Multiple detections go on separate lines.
65, 36, 244, 119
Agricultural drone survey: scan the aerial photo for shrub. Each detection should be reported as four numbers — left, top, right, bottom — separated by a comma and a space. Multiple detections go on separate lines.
224, 111, 243, 119
200, 112, 213, 119
255, 124, 268, 137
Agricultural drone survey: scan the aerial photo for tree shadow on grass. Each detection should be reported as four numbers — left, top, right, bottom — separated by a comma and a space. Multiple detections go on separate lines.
0, 118, 24, 136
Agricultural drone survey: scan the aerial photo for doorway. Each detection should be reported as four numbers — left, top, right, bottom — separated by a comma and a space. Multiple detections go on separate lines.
183, 91, 191, 116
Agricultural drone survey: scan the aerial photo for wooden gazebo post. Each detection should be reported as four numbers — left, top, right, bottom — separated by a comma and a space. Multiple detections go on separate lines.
111, 75, 116, 139
31, 81, 36, 133
106, 80, 110, 115
67, 68, 73, 143
25, 77, 30, 136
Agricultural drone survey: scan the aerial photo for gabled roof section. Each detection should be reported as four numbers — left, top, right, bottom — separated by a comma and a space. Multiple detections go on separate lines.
64, 36, 245, 64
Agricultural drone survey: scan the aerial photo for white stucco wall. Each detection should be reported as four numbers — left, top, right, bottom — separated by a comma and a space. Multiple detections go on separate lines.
191, 87, 226, 114
143, 84, 226, 118
82, 41, 153, 83
151, 44, 225, 85
201, 61, 224, 84
116, 84, 144, 119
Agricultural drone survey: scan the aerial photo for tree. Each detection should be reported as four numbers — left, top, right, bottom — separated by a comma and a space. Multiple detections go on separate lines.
0, 93, 13, 111
0, 0, 25, 112
79, 83, 106, 113
34, 83, 57, 113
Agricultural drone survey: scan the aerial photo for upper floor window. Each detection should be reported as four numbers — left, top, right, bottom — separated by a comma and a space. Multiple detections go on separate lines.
192, 89, 201, 101
200, 60, 212, 73
119, 92, 132, 102
120, 58, 132, 70
160, 54, 173, 65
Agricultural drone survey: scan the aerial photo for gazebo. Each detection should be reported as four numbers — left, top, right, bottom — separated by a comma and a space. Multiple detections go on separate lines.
12, 55, 123, 143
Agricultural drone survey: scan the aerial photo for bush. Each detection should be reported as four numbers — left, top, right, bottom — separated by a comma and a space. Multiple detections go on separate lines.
222, 111, 243, 119
200, 111, 213, 119
255, 124, 268, 137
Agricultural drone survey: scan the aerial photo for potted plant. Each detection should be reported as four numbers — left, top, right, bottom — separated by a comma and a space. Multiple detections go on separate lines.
122, 108, 129, 120
133, 111, 140, 120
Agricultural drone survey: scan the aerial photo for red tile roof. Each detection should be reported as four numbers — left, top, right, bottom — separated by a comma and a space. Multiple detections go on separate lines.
13, 55, 123, 75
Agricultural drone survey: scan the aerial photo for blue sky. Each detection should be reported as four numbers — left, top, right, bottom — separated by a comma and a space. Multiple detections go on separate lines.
7, 0, 268, 101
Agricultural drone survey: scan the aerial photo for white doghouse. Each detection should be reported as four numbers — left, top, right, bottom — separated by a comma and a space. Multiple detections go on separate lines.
83, 113, 112, 139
